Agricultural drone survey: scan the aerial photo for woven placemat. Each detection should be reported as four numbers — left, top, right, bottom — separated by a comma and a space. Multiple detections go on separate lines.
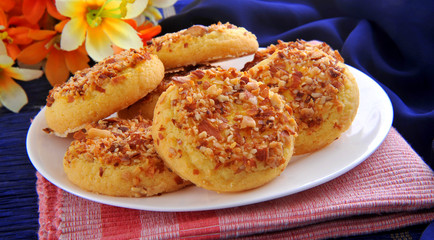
37, 128, 434, 239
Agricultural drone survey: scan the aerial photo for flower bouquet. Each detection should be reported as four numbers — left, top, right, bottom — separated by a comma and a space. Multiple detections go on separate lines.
0, 0, 176, 113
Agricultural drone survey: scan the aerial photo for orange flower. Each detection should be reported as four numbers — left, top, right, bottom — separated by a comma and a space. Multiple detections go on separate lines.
124, 19, 161, 43
0, 0, 16, 13
22, 0, 64, 24
17, 21, 90, 86
138, 23, 161, 42
0, 8, 36, 60
113, 20, 161, 55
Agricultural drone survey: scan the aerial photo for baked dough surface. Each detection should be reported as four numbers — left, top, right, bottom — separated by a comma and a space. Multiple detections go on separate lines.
146, 22, 259, 69
152, 68, 297, 193
118, 23, 259, 120
118, 65, 212, 120
246, 40, 359, 155
45, 49, 164, 137
63, 117, 191, 197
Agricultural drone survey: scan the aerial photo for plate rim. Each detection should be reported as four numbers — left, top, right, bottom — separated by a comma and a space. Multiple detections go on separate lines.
26, 63, 393, 212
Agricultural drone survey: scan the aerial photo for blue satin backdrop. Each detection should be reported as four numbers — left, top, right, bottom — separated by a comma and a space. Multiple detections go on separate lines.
161, 0, 434, 166
0, 1, 432, 239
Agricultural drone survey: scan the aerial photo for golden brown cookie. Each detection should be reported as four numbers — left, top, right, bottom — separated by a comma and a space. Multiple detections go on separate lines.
246, 40, 359, 155
145, 22, 259, 70
242, 40, 344, 71
63, 117, 191, 197
118, 65, 212, 120
152, 68, 297, 193
45, 49, 164, 137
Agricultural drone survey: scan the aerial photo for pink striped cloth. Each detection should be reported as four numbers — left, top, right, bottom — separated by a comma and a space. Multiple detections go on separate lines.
37, 127, 434, 239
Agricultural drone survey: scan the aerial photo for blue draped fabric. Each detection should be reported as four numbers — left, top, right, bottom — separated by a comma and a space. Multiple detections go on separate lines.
0, 0, 432, 239
161, 0, 434, 166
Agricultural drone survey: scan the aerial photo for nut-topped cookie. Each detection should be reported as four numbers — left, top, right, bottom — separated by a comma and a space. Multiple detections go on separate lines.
63, 117, 191, 197
118, 65, 213, 120
45, 49, 164, 137
246, 40, 359, 155
145, 22, 259, 70
152, 67, 297, 193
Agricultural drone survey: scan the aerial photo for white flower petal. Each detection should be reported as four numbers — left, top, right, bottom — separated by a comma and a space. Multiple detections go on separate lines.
151, 0, 178, 8
0, 55, 14, 68
8, 67, 43, 81
102, 18, 143, 50
0, 77, 28, 113
0, 41, 7, 55
133, 14, 146, 26
55, 0, 88, 18
60, 18, 87, 51
124, 0, 148, 19
144, 6, 163, 22
85, 27, 113, 62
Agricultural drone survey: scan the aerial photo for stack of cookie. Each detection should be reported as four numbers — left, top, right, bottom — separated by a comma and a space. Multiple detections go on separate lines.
44, 22, 359, 197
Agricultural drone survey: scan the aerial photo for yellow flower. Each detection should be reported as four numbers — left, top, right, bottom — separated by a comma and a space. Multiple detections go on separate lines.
0, 42, 43, 112
56, 0, 147, 62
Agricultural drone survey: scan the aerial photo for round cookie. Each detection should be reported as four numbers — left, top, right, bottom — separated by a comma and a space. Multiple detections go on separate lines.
246, 40, 359, 155
63, 117, 191, 197
118, 65, 212, 120
152, 68, 298, 193
242, 40, 344, 71
45, 49, 164, 137
145, 22, 259, 70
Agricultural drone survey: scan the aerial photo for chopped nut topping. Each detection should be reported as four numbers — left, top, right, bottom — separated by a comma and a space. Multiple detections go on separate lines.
146, 22, 245, 57
269, 92, 284, 109
64, 117, 163, 174
168, 68, 297, 173
87, 128, 113, 139
246, 40, 348, 132
240, 116, 256, 129
42, 127, 54, 134
198, 119, 222, 141
46, 49, 150, 107
182, 25, 209, 37
206, 84, 223, 97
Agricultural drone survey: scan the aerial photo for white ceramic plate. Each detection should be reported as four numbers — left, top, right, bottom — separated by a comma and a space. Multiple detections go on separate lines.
26, 55, 393, 212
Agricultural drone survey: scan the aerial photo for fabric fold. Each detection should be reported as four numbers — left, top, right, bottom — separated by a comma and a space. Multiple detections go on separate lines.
37, 128, 434, 239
